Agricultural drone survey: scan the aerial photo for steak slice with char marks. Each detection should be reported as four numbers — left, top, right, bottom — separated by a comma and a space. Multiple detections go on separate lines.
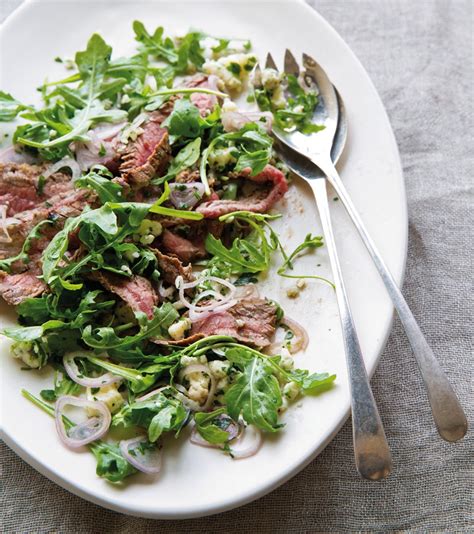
196, 165, 288, 219
90, 271, 158, 319
191, 298, 277, 348
160, 229, 206, 264
0, 188, 96, 261
0, 163, 73, 216
0, 271, 47, 306
119, 119, 171, 187
152, 247, 194, 286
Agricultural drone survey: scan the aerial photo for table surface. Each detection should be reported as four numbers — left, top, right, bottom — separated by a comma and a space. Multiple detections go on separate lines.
1, 1, 473, 532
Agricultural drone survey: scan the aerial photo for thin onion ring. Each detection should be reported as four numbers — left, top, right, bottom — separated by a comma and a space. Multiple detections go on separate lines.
281, 317, 309, 354
63, 353, 122, 388
120, 436, 162, 474
54, 395, 111, 448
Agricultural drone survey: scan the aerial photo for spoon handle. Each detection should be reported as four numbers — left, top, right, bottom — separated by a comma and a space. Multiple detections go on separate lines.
310, 178, 392, 480
324, 163, 468, 442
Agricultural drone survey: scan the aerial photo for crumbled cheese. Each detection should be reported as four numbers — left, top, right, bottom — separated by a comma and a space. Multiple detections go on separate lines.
209, 360, 231, 379
222, 98, 238, 113
279, 348, 294, 370
123, 249, 140, 262
88, 383, 124, 414
296, 279, 307, 290
261, 68, 283, 91
168, 318, 191, 341
286, 286, 300, 299
270, 85, 287, 109
203, 53, 257, 92
133, 219, 162, 245
208, 147, 237, 169
283, 381, 300, 401
11, 341, 41, 368
187, 371, 210, 404
181, 354, 208, 367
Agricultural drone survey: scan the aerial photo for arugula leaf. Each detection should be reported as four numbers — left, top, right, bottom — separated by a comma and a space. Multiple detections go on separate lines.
225, 349, 282, 432
90, 441, 137, 482
2, 319, 66, 342
75, 167, 123, 203
113, 392, 187, 442
75, 33, 112, 92
205, 211, 281, 275
175, 32, 205, 74
157, 137, 201, 183
194, 408, 230, 444
205, 233, 268, 274
81, 354, 156, 393
0, 220, 52, 273
82, 302, 178, 351
277, 233, 334, 287
167, 99, 204, 138
40, 370, 82, 402
42, 205, 118, 283
133, 21, 178, 64
234, 148, 271, 176
288, 370, 336, 393
0, 91, 31, 121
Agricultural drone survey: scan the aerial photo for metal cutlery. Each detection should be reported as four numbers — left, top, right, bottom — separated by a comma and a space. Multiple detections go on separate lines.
258, 50, 468, 444
257, 54, 392, 480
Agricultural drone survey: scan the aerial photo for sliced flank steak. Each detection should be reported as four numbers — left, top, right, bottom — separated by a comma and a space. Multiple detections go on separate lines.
0, 271, 47, 306
89, 271, 158, 319
119, 118, 171, 188
196, 165, 288, 218
0, 162, 73, 216
191, 298, 278, 348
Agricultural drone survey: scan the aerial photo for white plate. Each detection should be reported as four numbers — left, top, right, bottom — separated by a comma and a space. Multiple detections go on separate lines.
0, 0, 407, 519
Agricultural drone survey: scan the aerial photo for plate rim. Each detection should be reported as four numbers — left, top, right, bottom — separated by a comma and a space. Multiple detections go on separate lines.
0, 0, 408, 519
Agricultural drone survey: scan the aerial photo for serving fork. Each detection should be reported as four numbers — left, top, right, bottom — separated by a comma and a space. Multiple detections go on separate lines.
256, 53, 392, 480
257, 51, 467, 453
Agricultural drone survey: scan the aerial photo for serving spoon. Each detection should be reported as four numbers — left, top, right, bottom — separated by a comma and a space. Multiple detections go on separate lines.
260, 54, 392, 481
260, 51, 467, 444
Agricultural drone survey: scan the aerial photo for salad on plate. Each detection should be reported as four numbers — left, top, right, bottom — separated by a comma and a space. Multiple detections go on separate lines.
0, 22, 335, 482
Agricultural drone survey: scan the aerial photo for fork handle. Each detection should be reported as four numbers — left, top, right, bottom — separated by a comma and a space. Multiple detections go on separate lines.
321, 161, 468, 442
310, 178, 392, 480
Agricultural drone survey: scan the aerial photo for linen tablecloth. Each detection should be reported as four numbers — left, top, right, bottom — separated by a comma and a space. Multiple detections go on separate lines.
1, 1, 472, 532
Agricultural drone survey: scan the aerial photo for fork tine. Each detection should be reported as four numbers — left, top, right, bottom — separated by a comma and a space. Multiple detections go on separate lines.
284, 49, 300, 76
265, 53, 278, 71
252, 62, 263, 89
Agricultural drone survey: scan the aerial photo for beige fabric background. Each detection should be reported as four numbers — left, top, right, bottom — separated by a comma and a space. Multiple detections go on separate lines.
1, 1, 473, 532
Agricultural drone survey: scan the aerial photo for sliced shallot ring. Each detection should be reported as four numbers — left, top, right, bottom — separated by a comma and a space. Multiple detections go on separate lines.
63, 353, 122, 388
281, 316, 309, 354
176, 275, 237, 322
229, 425, 262, 459
120, 436, 162, 474
179, 364, 216, 411
43, 156, 81, 181
55, 395, 111, 448
136, 386, 170, 402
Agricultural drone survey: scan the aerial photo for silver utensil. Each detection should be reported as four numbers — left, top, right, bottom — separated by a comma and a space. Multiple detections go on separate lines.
258, 54, 392, 480
261, 51, 468, 443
